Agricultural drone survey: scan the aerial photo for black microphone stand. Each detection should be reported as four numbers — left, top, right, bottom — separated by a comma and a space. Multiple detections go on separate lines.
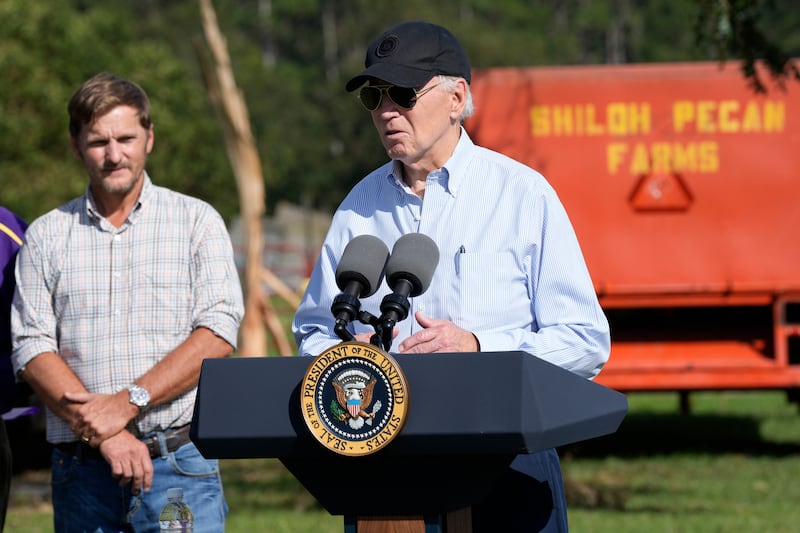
373, 279, 413, 352
331, 289, 360, 342
332, 306, 388, 352
332, 280, 413, 353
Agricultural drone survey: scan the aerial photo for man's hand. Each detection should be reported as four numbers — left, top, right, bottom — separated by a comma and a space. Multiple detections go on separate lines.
398, 312, 479, 353
64, 390, 137, 446
98, 430, 154, 494
354, 328, 399, 345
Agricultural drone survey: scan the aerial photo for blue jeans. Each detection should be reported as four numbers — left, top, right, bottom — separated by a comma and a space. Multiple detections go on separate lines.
51, 434, 227, 533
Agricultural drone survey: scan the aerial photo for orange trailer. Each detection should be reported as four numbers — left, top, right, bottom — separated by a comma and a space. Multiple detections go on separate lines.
465, 61, 800, 403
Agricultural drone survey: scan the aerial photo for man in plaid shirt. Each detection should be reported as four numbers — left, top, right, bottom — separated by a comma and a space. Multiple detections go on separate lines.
11, 73, 243, 532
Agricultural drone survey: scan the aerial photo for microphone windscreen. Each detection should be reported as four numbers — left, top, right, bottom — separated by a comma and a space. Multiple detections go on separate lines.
335, 235, 390, 297
385, 233, 440, 297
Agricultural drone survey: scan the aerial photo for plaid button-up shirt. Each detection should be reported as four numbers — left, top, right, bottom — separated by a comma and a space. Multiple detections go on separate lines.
12, 175, 244, 443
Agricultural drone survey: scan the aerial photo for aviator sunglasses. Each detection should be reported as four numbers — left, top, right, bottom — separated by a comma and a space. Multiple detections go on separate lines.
358, 82, 442, 111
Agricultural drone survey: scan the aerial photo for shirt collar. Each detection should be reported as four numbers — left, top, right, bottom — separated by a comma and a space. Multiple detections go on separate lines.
385, 127, 476, 197
85, 172, 152, 223
440, 127, 475, 196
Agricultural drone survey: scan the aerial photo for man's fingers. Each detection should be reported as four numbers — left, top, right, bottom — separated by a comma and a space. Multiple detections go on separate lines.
63, 391, 92, 404
109, 457, 130, 486
142, 460, 154, 493
130, 463, 144, 495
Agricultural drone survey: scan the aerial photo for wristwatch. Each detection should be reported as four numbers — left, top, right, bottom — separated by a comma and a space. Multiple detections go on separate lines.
127, 384, 151, 411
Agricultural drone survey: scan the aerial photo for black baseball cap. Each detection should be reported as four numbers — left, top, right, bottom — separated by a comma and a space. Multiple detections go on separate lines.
345, 21, 471, 92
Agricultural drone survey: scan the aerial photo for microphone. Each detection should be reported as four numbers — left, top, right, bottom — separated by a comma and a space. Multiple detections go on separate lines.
331, 235, 390, 342
374, 233, 439, 350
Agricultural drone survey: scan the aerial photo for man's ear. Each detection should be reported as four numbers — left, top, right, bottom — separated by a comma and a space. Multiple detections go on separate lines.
69, 136, 82, 160
145, 125, 154, 154
450, 79, 468, 121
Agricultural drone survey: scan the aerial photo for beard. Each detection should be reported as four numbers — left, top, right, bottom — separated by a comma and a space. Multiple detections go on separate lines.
94, 167, 143, 196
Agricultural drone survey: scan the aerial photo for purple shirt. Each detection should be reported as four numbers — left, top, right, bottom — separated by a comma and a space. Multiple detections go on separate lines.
1, 206, 27, 413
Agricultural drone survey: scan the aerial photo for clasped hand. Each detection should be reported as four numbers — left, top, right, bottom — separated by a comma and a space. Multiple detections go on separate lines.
64, 390, 153, 493
65, 389, 133, 444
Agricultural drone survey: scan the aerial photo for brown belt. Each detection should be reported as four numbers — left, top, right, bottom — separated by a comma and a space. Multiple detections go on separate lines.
55, 424, 192, 460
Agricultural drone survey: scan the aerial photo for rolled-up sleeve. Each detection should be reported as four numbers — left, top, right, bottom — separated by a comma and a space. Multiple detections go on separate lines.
191, 207, 244, 350
11, 226, 59, 373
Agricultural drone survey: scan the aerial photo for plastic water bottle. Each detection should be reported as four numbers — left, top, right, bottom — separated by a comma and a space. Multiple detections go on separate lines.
159, 487, 194, 532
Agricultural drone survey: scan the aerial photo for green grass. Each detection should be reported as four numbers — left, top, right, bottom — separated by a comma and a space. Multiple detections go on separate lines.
563, 391, 800, 532
8, 390, 800, 532
221, 457, 341, 532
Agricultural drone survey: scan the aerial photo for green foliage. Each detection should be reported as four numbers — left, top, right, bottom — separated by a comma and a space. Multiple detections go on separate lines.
695, 0, 800, 92
0, 0, 234, 223
1, 0, 798, 224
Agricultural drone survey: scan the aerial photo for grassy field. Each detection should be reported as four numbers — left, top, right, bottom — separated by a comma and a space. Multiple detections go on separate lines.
564, 391, 800, 532
8, 390, 800, 532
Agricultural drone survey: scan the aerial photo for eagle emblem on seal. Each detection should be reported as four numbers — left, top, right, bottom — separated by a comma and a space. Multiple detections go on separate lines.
301, 341, 409, 456
331, 369, 382, 430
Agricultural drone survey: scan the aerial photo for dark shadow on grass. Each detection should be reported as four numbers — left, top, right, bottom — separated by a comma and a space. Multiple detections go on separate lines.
559, 411, 800, 510
560, 412, 800, 458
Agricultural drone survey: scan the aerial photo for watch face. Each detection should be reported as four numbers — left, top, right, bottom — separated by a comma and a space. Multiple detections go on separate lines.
129, 386, 150, 407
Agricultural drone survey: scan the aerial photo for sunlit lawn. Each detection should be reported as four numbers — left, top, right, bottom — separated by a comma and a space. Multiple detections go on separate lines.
564, 391, 800, 532
8, 390, 800, 532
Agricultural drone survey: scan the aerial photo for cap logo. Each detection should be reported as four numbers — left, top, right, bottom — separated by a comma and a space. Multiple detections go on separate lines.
375, 34, 399, 58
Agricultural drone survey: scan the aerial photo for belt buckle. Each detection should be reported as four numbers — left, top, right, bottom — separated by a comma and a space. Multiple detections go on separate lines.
147, 438, 160, 457
140, 433, 161, 458
143, 425, 189, 457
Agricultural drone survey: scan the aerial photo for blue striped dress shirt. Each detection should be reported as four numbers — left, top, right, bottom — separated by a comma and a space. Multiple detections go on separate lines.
294, 130, 609, 379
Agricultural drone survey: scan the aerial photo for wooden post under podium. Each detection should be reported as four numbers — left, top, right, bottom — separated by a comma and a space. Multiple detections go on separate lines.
345, 509, 472, 533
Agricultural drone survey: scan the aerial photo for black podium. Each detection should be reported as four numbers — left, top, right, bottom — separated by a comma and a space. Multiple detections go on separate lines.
191, 351, 627, 532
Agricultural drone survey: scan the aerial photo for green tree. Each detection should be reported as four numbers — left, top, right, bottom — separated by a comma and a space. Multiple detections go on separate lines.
695, 0, 800, 91
0, 0, 235, 223
2, 0, 798, 220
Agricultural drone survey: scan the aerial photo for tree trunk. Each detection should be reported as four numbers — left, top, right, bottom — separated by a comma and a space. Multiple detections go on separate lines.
197, 0, 294, 356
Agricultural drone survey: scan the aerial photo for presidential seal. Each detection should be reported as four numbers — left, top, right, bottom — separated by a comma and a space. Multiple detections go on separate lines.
300, 341, 409, 456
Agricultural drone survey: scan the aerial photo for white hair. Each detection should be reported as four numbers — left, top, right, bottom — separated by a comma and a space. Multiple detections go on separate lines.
438, 75, 475, 122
